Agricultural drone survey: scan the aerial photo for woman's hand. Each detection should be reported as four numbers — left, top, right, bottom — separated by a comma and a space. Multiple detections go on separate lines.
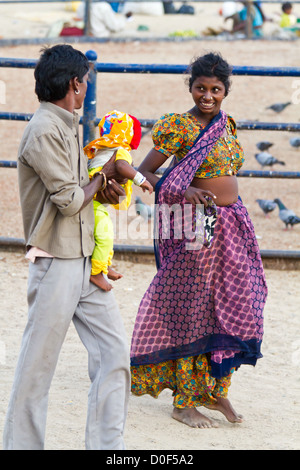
96, 179, 126, 205
184, 186, 216, 207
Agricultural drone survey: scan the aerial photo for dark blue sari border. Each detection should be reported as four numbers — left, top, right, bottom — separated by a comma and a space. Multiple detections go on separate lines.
131, 334, 262, 379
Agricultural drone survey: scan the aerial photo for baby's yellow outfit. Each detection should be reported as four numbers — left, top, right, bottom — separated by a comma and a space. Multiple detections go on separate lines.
88, 147, 132, 276
84, 110, 141, 276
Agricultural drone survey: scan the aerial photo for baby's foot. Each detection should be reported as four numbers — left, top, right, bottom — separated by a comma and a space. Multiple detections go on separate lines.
172, 407, 218, 429
107, 267, 123, 281
90, 273, 113, 291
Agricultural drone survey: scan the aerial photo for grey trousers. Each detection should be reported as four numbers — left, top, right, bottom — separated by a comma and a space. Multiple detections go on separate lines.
3, 256, 130, 450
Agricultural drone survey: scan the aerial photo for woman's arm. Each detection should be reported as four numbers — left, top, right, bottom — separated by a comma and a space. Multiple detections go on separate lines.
138, 148, 216, 206
137, 148, 169, 189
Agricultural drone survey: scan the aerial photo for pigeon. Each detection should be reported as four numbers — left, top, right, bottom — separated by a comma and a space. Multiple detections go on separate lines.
256, 199, 277, 217
273, 198, 300, 229
255, 152, 285, 168
266, 102, 291, 113
290, 136, 300, 149
256, 141, 274, 151
135, 196, 154, 222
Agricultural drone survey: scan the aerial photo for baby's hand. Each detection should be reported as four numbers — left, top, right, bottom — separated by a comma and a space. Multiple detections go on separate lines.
140, 179, 153, 194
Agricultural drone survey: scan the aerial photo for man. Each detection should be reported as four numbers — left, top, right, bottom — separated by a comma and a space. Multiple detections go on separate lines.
76, 1, 132, 37
3, 44, 130, 450
222, 1, 264, 37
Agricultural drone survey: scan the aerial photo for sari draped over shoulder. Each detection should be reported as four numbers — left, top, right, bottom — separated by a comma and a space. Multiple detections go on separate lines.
130, 111, 267, 379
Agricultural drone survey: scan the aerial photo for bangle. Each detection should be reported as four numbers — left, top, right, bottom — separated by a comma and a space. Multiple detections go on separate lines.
133, 171, 146, 186
93, 171, 107, 191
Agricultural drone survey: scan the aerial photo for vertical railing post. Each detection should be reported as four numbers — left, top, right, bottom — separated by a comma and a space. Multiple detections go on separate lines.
245, 0, 253, 39
84, 0, 91, 36
83, 49, 97, 147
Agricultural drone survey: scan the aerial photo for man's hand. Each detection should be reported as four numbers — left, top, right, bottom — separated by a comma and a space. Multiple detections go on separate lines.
96, 179, 126, 205
101, 152, 118, 181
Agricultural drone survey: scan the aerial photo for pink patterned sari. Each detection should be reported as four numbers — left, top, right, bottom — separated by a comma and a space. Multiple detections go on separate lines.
130, 111, 267, 378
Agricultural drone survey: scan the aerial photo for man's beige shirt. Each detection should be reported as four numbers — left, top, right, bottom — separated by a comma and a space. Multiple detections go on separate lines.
18, 101, 95, 258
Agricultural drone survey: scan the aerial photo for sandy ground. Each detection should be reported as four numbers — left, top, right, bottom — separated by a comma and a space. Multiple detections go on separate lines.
0, 1, 300, 451
0, 250, 300, 450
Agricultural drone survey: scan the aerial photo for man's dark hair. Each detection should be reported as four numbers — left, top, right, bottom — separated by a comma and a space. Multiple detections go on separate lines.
34, 45, 89, 102
188, 52, 232, 96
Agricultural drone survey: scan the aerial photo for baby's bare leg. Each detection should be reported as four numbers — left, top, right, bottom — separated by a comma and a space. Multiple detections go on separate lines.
90, 272, 113, 291
107, 266, 123, 281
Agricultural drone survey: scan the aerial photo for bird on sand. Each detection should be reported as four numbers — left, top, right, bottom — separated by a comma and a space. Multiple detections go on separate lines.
266, 102, 291, 113
273, 198, 300, 229
255, 152, 285, 168
256, 199, 277, 217
256, 141, 274, 151
135, 196, 154, 222
290, 136, 300, 149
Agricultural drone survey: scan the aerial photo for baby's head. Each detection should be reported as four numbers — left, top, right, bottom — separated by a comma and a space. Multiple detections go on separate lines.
98, 110, 142, 151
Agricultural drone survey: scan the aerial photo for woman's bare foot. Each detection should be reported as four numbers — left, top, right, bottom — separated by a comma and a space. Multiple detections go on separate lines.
172, 407, 218, 429
90, 273, 113, 291
205, 397, 243, 423
107, 266, 123, 281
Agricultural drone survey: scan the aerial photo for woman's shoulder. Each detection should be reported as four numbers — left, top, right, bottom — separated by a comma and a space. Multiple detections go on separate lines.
156, 112, 186, 124
154, 112, 197, 132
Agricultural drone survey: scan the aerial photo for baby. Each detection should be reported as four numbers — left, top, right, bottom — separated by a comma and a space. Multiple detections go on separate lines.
84, 110, 152, 291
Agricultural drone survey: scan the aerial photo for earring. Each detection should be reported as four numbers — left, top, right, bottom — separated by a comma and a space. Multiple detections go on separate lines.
75, 89, 80, 95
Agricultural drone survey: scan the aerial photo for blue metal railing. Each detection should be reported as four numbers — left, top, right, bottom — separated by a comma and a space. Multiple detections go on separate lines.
3, 56, 300, 76
0, 50, 300, 260
1, 50, 300, 163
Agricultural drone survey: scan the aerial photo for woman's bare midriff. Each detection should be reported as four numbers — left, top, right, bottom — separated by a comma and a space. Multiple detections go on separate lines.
191, 175, 239, 207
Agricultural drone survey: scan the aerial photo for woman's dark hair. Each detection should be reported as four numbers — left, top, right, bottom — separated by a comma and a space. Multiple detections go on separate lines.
187, 52, 232, 96
34, 45, 89, 102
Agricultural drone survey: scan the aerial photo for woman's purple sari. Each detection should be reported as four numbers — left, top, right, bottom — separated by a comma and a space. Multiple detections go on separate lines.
130, 111, 267, 378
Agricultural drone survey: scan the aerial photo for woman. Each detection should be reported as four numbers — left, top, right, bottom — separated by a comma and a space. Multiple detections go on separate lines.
130, 52, 267, 429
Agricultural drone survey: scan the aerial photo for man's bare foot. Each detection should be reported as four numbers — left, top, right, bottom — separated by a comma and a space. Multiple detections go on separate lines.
172, 407, 218, 429
90, 273, 113, 291
107, 266, 123, 281
205, 397, 243, 423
